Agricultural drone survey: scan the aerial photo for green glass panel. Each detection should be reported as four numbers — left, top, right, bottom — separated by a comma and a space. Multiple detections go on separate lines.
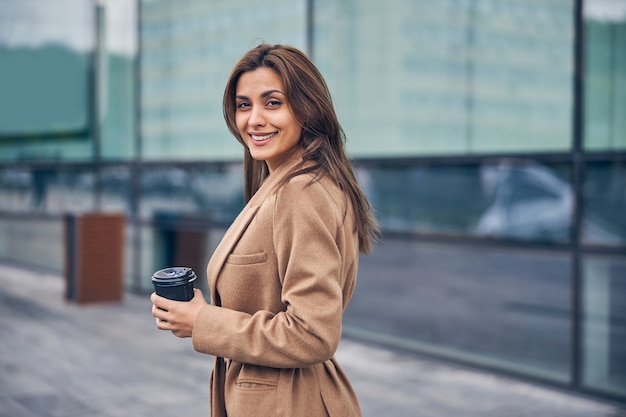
139, 0, 307, 161
583, 256, 626, 396
314, 0, 574, 157
0, 0, 94, 162
585, 18, 626, 151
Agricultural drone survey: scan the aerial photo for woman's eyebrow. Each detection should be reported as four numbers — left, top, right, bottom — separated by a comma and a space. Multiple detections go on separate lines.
236, 90, 285, 101
261, 89, 284, 98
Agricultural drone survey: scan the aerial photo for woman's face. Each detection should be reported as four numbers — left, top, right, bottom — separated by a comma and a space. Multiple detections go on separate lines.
235, 67, 303, 173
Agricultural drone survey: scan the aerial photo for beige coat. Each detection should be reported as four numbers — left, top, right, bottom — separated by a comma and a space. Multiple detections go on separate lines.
192, 154, 362, 417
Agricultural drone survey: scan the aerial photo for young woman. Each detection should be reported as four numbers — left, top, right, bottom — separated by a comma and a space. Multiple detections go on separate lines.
151, 43, 379, 417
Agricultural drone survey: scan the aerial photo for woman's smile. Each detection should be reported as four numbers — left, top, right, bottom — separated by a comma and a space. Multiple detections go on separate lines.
235, 67, 303, 173
250, 131, 278, 142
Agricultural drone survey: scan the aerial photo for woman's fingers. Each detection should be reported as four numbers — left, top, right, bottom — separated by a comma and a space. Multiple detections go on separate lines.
151, 290, 207, 338
152, 303, 166, 318
150, 292, 170, 311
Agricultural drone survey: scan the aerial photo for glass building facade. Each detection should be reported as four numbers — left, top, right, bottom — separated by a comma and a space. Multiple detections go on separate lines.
0, 0, 624, 402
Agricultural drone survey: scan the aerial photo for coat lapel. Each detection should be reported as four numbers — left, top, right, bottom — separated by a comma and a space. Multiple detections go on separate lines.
207, 204, 259, 306
207, 151, 307, 306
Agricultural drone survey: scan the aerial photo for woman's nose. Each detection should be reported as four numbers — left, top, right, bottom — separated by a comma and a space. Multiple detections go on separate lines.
248, 106, 265, 127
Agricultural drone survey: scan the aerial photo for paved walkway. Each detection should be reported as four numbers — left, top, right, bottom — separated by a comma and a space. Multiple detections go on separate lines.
0, 263, 625, 417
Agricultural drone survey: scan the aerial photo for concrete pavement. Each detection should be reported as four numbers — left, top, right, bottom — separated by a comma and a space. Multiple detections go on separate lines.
0, 262, 624, 417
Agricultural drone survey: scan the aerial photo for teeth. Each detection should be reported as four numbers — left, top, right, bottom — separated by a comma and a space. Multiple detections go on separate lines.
252, 132, 276, 141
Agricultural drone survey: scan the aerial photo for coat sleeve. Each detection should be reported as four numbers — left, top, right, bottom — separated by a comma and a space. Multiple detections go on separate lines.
192, 177, 347, 368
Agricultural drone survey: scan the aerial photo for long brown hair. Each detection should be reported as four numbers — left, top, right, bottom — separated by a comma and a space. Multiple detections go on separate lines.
223, 43, 379, 253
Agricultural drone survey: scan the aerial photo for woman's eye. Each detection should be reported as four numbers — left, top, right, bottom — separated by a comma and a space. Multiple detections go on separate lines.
236, 102, 250, 110
267, 100, 282, 107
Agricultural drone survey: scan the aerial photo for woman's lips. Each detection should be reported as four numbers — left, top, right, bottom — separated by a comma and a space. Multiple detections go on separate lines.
250, 132, 278, 142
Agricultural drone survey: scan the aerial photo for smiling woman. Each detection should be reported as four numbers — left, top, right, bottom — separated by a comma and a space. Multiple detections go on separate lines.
234, 67, 303, 173
150, 44, 380, 417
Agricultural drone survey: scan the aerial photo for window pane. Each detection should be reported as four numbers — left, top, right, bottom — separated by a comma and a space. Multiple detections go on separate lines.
583, 162, 626, 245
100, 165, 133, 214
0, 0, 94, 162
0, 0, 93, 136
360, 159, 572, 242
139, 164, 243, 224
583, 255, 626, 396
140, 0, 306, 161
347, 239, 571, 382
101, 0, 138, 160
0, 167, 96, 214
584, 4, 626, 151
0, 167, 32, 212
0, 216, 63, 271
314, 0, 574, 157
50, 168, 96, 213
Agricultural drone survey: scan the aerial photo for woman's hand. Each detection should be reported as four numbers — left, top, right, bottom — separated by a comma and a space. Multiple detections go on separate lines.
151, 289, 208, 338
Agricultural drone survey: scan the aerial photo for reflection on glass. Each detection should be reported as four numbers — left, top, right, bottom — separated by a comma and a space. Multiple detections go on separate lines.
475, 160, 572, 241
583, 256, 626, 396
139, 164, 243, 225
360, 159, 571, 242
583, 162, 626, 245
100, 165, 132, 214
0, 167, 96, 214
51, 169, 96, 213
359, 163, 485, 234
347, 238, 571, 382
0, 167, 33, 212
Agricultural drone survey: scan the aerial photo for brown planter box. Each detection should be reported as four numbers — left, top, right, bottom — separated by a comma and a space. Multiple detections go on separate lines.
64, 213, 125, 304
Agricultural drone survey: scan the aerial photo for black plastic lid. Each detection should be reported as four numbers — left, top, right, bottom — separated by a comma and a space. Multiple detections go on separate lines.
151, 267, 197, 286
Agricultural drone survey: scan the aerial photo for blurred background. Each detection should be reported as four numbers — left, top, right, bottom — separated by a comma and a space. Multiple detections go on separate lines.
0, 0, 624, 405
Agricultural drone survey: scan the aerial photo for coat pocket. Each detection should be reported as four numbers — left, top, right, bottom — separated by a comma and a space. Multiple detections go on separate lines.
234, 363, 279, 390
226, 252, 267, 265
226, 363, 278, 416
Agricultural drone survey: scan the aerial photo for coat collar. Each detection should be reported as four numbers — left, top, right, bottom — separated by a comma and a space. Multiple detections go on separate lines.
207, 150, 307, 304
